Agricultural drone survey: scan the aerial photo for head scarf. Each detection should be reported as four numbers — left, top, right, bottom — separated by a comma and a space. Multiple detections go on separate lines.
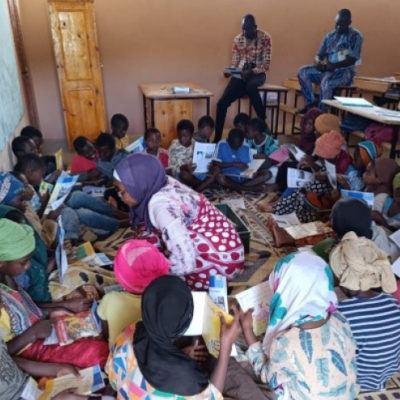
393, 172, 400, 191
114, 239, 170, 294
357, 141, 380, 168
133, 275, 208, 395
262, 251, 337, 356
0, 219, 35, 262
330, 231, 396, 293
299, 108, 323, 155
314, 113, 341, 135
315, 130, 345, 160
0, 173, 24, 205
114, 153, 168, 228
365, 159, 400, 195
332, 197, 372, 239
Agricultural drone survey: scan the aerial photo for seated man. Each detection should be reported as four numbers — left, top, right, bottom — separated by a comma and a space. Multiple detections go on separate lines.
214, 14, 271, 142
298, 9, 363, 112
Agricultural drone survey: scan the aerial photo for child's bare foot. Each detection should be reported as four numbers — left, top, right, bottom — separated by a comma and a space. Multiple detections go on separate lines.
257, 202, 276, 213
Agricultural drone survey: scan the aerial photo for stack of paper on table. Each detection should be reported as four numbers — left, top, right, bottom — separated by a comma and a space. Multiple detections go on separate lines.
334, 96, 373, 107
234, 281, 273, 336
184, 292, 233, 358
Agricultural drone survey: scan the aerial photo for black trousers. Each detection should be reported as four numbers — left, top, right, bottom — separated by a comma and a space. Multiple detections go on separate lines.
214, 73, 266, 143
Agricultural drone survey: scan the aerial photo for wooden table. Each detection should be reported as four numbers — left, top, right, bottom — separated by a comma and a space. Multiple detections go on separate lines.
323, 99, 400, 158
353, 76, 400, 94
140, 82, 213, 147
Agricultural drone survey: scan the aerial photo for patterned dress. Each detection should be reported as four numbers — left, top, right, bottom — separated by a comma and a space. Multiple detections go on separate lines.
168, 139, 195, 178
147, 178, 244, 289
106, 324, 223, 400
246, 312, 358, 400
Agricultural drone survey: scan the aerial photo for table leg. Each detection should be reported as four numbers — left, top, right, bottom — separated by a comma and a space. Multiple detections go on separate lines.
390, 125, 399, 159
150, 99, 155, 127
206, 97, 210, 116
143, 95, 148, 130
275, 92, 281, 136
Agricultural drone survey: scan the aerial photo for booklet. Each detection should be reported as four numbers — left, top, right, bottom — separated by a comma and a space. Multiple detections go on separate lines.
54, 149, 63, 170
36, 365, 104, 399
340, 189, 374, 208
184, 292, 233, 358
44, 173, 78, 215
55, 216, 68, 282
193, 142, 217, 174
284, 221, 333, 240
208, 274, 228, 312
125, 137, 145, 153
268, 147, 291, 163
334, 96, 373, 107
240, 158, 266, 179
39, 181, 53, 196
82, 252, 112, 268
82, 185, 106, 198
287, 168, 313, 188
271, 212, 300, 228
235, 281, 273, 336
324, 160, 337, 189
285, 144, 306, 162
69, 241, 96, 262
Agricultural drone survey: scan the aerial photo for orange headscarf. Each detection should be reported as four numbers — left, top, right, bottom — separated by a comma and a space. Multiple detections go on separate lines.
315, 130, 345, 160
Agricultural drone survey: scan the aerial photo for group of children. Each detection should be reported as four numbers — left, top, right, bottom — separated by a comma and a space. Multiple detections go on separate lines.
2, 105, 400, 400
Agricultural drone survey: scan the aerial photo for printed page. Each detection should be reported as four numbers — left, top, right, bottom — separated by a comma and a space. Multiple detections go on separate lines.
193, 142, 217, 173
284, 221, 332, 240
268, 147, 290, 163
55, 216, 68, 281
340, 189, 374, 208
82, 253, 112, 268
235, 281, 273, 336
285, 144, 306, 162
221, 198, 246, 210
184, 292, 206, 336
44, 173, 78, 215
272, 212, 300, 228
287, 168, 313, 188
240, 159, 265, 178
324, 160, 337, 189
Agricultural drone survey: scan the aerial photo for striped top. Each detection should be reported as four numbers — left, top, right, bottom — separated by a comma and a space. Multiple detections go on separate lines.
339, 293, 400, 391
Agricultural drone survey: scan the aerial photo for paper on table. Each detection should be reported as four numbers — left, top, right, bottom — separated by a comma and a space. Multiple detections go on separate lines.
173, 86, 190, 94
390, 229, 400, 248
272, 212, 300, 228
221, 198, 246, 210
235, 281, 273, 336
193, 142, 217, 173
334, 96, 373, 107
287, 168, 313, 188
324, 160, 337, 189
341, 189, 374, 208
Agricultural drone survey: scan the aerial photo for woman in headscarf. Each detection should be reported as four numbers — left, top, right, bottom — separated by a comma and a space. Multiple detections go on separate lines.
273, 131, 363, 222
330, 232, 400, 392
113, 153, 245, 290
0, 219, 109, 368
239, 251, 357, 400
98, 239, 170, 346
107, 275, 240, 399
298, 107, 323, 155
313, 197, 400, 263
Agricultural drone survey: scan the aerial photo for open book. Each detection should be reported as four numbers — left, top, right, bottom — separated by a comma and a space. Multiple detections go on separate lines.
235, 281, 273, 336
184, 292, 233, 358
193, 142, 217, 173
125, 137, 145, 153
341, 189, 374, 208
287, 168, 313, 188
284, 144, 306, 162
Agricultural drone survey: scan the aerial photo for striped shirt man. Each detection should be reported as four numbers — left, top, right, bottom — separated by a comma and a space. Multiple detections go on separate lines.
339, 293, 400, 391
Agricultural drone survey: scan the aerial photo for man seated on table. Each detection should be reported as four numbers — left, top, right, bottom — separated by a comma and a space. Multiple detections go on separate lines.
214, 14, 272, 143
297, 9, 363, 113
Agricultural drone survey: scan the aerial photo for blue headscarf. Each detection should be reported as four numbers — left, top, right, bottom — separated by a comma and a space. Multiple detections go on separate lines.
0, 173, 24, 205
357, 140, 380, 168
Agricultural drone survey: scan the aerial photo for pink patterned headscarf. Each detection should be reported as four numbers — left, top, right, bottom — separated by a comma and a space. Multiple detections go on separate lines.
114, 239, 170, 294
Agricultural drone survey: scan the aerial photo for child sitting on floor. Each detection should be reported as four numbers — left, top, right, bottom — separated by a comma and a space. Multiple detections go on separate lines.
168, 119, 195, 179
215, 129, 271, 192
11, 136, 38, 159
95, 133, 127, 179
233, 112, 250, 136
194, 115, 215, 143
246, 118, 278, 158
111, 113, 130, 149
70, 136, 98, 174
143, 128, 169, 169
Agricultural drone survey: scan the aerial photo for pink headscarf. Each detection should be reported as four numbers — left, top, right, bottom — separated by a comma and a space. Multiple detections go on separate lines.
315, 130, 345, 160
114, 239, 170, 294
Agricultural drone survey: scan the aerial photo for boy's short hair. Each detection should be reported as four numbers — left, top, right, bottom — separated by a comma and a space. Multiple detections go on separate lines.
198, 115, 215, 130
177, 119, 195, 134
20, 125, 43, 139
249, 118, 267, 133
111, 113, 129, 129
11, 136, 33, 157
144, 128, 161, 141
228, 128, 245, 144
96, 132, 116, 150
233, 113, 250, 127
14, 153, 44, 174
73, 136, 90, 153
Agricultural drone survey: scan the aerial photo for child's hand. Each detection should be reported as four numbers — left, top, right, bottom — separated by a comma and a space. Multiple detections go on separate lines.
219, 308, 241, 353
47, 205, 64, 220
56, 364, 82, 378
62, 298, 92, 313
182, 339, 209, 363
30, 320, 52, 340
236, 162, 248, 170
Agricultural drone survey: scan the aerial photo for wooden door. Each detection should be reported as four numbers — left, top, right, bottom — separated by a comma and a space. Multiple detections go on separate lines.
48, 0, 106, 147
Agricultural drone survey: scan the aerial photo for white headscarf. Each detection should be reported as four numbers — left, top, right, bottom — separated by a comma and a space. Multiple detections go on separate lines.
263, 251, 338, 356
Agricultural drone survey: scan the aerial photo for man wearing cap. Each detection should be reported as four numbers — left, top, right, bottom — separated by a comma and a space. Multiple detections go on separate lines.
214, 14, 272, 142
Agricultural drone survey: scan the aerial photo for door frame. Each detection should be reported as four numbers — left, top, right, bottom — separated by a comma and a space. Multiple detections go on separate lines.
7, 0, 39, 127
